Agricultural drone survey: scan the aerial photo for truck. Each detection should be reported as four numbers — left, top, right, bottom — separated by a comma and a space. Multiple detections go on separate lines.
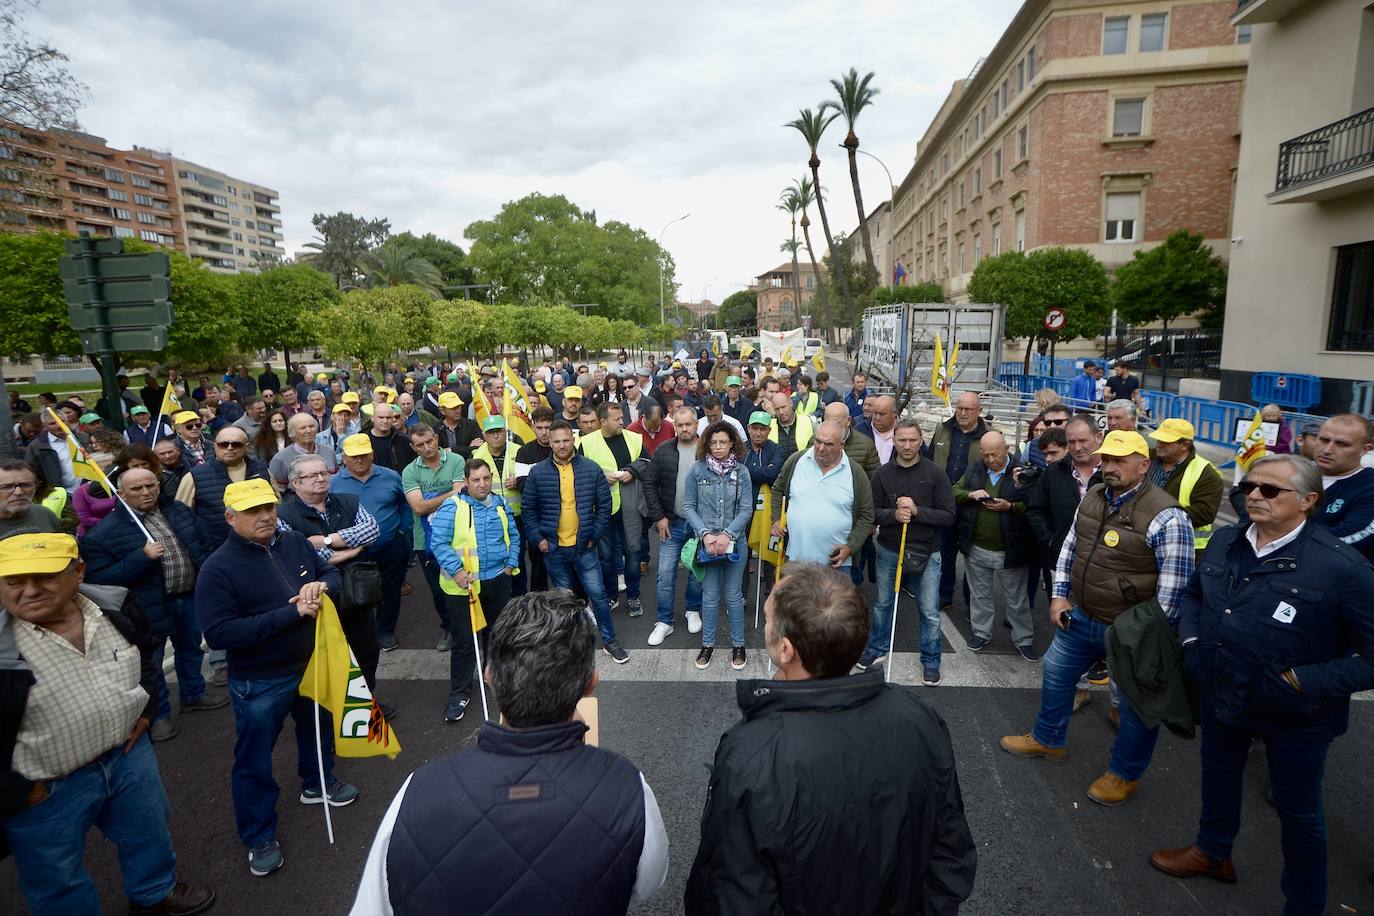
859, 303, 1006, 393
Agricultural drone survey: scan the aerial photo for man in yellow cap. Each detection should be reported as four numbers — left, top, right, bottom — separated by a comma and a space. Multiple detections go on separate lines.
1001, 429, 1195, 807
171, 409, 210, 468
435, 391, 482, 461
1148, 418, 1223, 558
0, 533, 216, 913
559, 385, 584, 426
197, 478, 353, 877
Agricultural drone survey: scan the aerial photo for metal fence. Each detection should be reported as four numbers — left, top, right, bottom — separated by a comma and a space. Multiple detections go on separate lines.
1276, 106, 1374, 192
1100, 327, 1222, 392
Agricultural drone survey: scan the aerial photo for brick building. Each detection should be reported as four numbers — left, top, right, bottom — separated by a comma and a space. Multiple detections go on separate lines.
890, 0, 1250, 302
755, 261, 825, 331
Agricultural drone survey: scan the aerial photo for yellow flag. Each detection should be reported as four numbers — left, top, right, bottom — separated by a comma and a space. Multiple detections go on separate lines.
300, 596, 401, 759
158, 383, 180, 422
470, 592, 488, 634
780, 345, 793, 365
711, 336, 722, 358
931, 334, 950, 406
748, 483, 785, 568
946, 340, 960, 389
500, 359, 530, 416
44, 408, 107, 484
740, 343, 756, 360
810, 348, 826, 373
502, 384, 536, 445
1236, 410, 1269, 472
473, 385, 492, 428
461, 541, 489, 632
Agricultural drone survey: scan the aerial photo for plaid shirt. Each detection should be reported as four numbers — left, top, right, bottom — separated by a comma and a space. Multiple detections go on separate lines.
141, 508, 196, 594
275, 503, 379, 562
1051, 483, 1195, 618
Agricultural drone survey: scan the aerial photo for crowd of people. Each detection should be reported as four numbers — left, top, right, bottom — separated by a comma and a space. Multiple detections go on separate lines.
2, 347, 1374, 914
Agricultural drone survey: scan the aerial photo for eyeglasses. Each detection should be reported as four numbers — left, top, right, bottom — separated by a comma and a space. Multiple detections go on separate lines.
182, 421, 203, 429
1044, 418, 1068, 426
1237, 480, 1296, 499
0, 481, 37, 494
293, 471, 330, 482
215, 440, 247, 449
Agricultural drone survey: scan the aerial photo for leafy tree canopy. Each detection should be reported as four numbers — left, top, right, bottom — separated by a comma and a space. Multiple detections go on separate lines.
312, 284, 433, 370
303, 211, 390, 289
872, 281, 944, 305
234, 262, 339, 356
391, 231, 476, 297
718, 288, 758, 329
1110, 229, 1227, 330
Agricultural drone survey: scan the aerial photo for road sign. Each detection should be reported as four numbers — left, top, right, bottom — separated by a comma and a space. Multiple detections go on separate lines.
1043, 308, 1067, 333
80, 326, 168, 353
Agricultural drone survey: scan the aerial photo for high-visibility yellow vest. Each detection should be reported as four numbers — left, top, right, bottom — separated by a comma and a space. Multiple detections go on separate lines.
41, 487, 68, 521
473, 443, 520, 516
1178, 455, 1215, 550
578, 429, 644, 514
795, 392, 819, 416
437, 497, 514, 597
768, 414, 814, 450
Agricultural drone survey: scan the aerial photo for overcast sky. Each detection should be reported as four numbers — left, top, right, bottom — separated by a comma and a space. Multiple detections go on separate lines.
33, 0, 1021, 305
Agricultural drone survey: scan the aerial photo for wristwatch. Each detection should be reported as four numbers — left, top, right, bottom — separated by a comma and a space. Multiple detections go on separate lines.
325, 533, 337, 548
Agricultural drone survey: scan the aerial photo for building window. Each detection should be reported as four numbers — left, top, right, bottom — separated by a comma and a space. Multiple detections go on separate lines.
108, 188, 127, 202
942, 152, 950, 175
1001, 80, 1009, 111
134, 193, 152, 206
1328, 241, 1374, 351
974, 167, 982, 195
1027, 46, 1037, 81
1237, 25, 1252, 44
993, 91, 1000, 118
1017, 126, 1029, 161
958, 181, 965, 210
974, 233, 982, 264
1014, 209, 1026, 251
994, 148, 1003, 178
104, 168, 124, 183
1140, 13, 1167, 51
113, 208, 130, 220
1104, 16, 1130, 54
958, 241, 966, 274
131, 174, 151, 188
136, 211, 156, 224
1017, 61, 1026, 92
992, 223, 1001, 255
1104, 192, 1141, 242
140, 229, 160, 242
1113, 98, 1146, 137
114, 226, 134, 238
806, 274, 814, 289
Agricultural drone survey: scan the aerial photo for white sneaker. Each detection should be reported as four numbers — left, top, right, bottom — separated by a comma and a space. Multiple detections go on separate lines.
647, 622, 673, 646
617, 574, 627, 593
686, 610, 702, 634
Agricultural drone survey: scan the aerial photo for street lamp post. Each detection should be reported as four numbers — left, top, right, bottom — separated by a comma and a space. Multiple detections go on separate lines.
658, 213, 691, 326
847, 146, 898, 287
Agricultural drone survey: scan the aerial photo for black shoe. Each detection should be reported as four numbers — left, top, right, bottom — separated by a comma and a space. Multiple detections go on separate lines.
695, 646, 713, 669
730, 647, 746, 670
1017, 644, 1041, 662
603, 640, 629, 664
1087, 660, 1110, 685
444, 696, 469, 723
967, 635, 990, 652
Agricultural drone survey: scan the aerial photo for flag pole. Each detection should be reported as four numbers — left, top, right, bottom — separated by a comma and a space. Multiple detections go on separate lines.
469, 593, 491, 721
311, 617, 335, 844
45, 407, 153, 541
886, 522, 908, 685
752, 546, 763, 629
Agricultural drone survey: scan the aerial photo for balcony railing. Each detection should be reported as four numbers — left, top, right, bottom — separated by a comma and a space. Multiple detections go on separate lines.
1275, 106, 1374, 192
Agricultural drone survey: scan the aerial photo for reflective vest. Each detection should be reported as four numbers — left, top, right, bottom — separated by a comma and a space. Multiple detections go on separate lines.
794, 392, 819, 416
768, 414, 814, 450
40, 486, 68, 521
473, 443, 520, 516
437, 497, 514, 597
1177, 454, 1215, 550
578, 429, 644, 514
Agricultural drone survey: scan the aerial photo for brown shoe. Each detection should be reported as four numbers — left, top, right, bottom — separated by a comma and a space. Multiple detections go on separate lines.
1150, 844, 1237, 883
1087, 771, 1139, 806
129, 881, 216, 915
999, 733, 1067, 759
1072, 689, 1092, 713
400, 582, 413, 597
1109, 706, 1120, 731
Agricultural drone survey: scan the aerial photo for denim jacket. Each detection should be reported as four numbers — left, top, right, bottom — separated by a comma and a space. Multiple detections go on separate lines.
682, 459, 753, 544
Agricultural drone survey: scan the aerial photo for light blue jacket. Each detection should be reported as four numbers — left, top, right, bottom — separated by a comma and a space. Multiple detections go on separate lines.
682, 460, 753, 544
430, 492, 522, 581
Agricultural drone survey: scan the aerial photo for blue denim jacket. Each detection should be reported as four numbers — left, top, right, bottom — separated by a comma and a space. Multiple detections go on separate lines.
682, 460, 753, 543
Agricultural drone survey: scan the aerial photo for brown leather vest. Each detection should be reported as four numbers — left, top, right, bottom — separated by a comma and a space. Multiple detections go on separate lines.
1071, 479, 1179, 624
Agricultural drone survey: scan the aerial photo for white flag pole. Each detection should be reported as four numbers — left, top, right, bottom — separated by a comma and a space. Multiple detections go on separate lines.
886, 523, 909, 685
311, 621, 334, 844
469, 594, 491, 721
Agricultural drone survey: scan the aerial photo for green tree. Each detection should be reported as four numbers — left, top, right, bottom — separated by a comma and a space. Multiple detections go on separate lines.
390, 231, 476, 297
718, 288, 757, 330
871, 281, 944, 305
821, 231, 879, 341
778, 186, 803, 306
969, 248, 1111, 372
301, 212, 390, 289
1111, 229, 1227, 330
829, 68, 880, 275
366, 238, 443, 297
791, 174, 830, 340
313, 285, 432, 370
235, 263, 339, 369
0, 229, 72, 358
786, 106, 855, 332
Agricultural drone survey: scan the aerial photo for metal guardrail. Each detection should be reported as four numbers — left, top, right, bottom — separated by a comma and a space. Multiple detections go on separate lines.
1276, 106, 1374, 192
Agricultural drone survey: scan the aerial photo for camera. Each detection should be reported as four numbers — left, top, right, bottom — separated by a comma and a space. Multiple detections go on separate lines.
1014, 463, 1042, 485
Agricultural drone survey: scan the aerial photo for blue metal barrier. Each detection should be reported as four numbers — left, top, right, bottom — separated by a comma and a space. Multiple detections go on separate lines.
1251, 373, 1321, 410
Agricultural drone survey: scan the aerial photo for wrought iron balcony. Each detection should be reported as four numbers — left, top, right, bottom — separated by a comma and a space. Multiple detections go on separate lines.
1275, 107, 1374, 193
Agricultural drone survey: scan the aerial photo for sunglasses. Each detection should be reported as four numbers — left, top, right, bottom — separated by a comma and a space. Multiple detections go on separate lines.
215, 440, 247, 449
1044, 418, 1067, 426
183, 421, 203, 429
1237, 480, 1295, 499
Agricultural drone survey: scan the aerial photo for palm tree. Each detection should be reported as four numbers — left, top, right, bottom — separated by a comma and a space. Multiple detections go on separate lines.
365, 240, 443, 298
786, 106, 856, 343
777, 187, 803, 320
779, 238, 803, 329
791, 175, 831, 343
830, 68, 880, 277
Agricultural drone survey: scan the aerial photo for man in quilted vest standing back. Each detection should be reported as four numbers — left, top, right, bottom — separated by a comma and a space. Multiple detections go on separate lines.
352, 588, 668, 915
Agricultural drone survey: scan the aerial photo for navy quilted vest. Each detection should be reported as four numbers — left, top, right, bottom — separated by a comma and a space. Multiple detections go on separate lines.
191, 458, 268, 546
386, 720, 646, 915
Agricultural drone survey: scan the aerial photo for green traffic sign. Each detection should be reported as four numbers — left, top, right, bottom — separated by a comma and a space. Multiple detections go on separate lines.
80, 325, 168, 354
67, 299, 174, 330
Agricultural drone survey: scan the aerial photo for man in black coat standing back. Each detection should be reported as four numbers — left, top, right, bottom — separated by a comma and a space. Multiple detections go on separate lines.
685, 563, 976, 915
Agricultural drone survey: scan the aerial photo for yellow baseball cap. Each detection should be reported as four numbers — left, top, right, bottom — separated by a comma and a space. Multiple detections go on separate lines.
172, 410, 200, 426
223, 478, 278, 512
534, 379, 546, 393
1096, 430, 1150, 458
0, 533, 80, 576
341, 391, 360, 405
332, 403, 352, 414
1148, 418, 1196, 443
438, 392, 463, 409
598, 362, 608, 369
565, 385, 583, 399
342, 433, 373, 456
375, 386, 396, 403
315, 373, 329, 382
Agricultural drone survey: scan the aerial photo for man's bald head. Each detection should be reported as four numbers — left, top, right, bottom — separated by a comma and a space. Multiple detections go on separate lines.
980, 429, 1009, 470
823, 402, 851, 428
772, 393, 794, 424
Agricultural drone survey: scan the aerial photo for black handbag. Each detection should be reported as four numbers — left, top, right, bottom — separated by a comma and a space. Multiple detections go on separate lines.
339, 560, 382, 612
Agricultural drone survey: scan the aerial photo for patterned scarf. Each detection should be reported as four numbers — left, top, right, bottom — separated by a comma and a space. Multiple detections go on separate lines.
707, 454, 738, 476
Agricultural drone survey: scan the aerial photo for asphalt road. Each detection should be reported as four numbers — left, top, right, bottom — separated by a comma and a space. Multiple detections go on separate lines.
3, 534, 1373, 914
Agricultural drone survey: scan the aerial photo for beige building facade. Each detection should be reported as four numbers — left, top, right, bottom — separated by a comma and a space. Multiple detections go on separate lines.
1218, 0, 1374, 412
170, 158, 282, 273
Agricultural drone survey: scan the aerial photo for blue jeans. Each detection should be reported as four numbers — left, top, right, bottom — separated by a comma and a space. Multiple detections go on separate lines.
700, 551, 746, 647
654, 518, 702, 625
598, 513, 640, 599
1032, 607, 1160, 780
2, 738, 177, 911
546, 545, 616, 644
868, 545, 943, 669
150, 594, 206, 722
371, 535, 410, 640
227, 672, 335, 849
419, 551, 450, 632
1195, 705, 1331, 915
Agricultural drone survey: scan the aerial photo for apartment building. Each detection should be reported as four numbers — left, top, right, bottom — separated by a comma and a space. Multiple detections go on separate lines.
890, 0, 1249, 302
1218, 0, 1374, 413
170, 158, 282, 273
754, 261, 825, 331
0, 124, 181, 246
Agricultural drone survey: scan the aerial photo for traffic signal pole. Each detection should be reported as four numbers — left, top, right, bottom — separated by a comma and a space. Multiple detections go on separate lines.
71, 236, 126, 432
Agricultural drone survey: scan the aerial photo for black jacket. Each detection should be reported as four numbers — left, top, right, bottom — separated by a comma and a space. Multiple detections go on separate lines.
641, 439, 691, 524
954, 460, 1034, 568
1026, 457, 1100, 568
871, 457, 957, 558
685, 671, 976, 915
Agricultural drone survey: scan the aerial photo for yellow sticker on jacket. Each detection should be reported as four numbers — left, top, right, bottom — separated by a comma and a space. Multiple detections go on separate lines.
1103, 530, 1120, 548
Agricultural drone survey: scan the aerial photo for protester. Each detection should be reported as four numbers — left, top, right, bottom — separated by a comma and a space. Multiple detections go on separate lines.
270, 412, 338, 493
429, 459, 521, 722
1001, 430, 1195, 806
1105, 362, 1142, 407
233, 397, 268, 456
927, 391, 986, 608
170, 410, 211, 469
856, 394, 897, 466
844, 370, 870, 419
1311, 413, 1374, 562
1152, 454, 1374, 914
353, 588, 667, 914
822, 401, 878, 479
578, 402, 647, 617
954, 430, 1037, 659
330, 434, 411, 653
317, 404, 354, 464
251, 408, 289, 465
24, 408, 84, 494
627, 401, 675, 455
154, 437, 190, 485
521, 421, 627, 662
641, 407, 707, 646
73, 471, 118, 537
1105, 398, 1139, 432
684, 563, 975, 913
770, 420, 874, 568
1070, 361, 1098, 405
1148, 418, 1223, 558
176, 425, 271, 547
0, 459, 62, 540
366, 403, 418, 473
198, 478, 354, 877
861, 418, 957, 681
124, 404, 169, 448
1295, 420, 1321, 460
401, 424, 466, 649
767, 392, 814, 458
0, 533, 216, 915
